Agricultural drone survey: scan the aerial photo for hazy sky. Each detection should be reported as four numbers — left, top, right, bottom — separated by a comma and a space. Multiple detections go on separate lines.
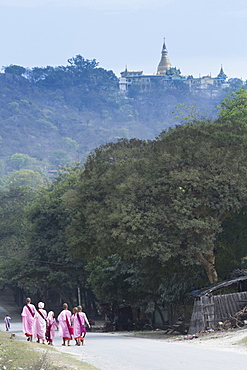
1, 0, 247, 80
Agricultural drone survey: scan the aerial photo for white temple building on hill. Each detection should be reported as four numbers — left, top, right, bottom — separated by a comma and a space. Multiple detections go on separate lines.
119, 39, 229, 97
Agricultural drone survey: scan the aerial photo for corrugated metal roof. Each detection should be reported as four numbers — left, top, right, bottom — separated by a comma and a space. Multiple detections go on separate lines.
191, 275, 247, 298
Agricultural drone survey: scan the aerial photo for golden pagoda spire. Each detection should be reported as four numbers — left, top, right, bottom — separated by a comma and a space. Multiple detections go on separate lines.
157, 38, 172, 75
217, 65, 227, 79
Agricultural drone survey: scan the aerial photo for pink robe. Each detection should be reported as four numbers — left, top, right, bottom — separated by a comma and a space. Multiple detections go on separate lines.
33, 309, 47, 340
46, 318, 57, 343
57, 309, 72, 339
72, 312, 89, 339
21, 304, 36, 337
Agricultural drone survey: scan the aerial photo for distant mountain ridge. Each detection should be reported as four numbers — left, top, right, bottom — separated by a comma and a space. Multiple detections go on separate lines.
0, 55, 237, 181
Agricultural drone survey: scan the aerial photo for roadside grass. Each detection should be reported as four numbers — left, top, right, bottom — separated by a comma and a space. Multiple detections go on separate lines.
237, 336, 247, 346
0, 331, 97, 369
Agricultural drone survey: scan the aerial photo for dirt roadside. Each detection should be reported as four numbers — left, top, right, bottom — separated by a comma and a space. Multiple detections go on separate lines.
124, 327, 247, 353
175, 328, 247, 352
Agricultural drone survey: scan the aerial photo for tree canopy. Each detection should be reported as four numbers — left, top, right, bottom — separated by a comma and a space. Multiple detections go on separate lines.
219, 87, 247, 121
66, 109, 247, 283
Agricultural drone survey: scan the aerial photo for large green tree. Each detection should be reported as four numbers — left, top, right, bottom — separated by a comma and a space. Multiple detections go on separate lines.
7, 170, 45, 189
219, 87, 247, 121
0, 186, 35, 291
22, 167, 87, 304
4, 65, 26, 76
152, 120, 247, 282
67, 116, 247, 284
1, 167, 95, 310
86, 254, 205, 328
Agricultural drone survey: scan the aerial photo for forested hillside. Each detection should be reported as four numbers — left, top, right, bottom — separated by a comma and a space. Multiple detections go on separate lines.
0, 55, 235, 185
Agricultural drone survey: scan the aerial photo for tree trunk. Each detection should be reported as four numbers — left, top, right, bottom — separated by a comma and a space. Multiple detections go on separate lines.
153, 298, 167, 329
195, 250, 218, 284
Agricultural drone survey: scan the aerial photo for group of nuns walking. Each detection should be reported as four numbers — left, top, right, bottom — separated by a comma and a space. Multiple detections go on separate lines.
21, 298, 90, 346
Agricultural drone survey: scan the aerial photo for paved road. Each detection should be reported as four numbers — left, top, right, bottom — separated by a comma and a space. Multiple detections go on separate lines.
4, 320, 247, 370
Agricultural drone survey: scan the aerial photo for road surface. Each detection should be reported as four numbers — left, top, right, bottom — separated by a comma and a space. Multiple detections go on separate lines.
3, 319, 247, 370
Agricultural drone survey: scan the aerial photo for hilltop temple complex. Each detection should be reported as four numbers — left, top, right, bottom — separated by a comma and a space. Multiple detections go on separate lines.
119, 39, 229, 96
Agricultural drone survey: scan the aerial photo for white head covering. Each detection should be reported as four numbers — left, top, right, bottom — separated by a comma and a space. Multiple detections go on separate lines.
38, 302, 45, 309
47, 311, 54, 321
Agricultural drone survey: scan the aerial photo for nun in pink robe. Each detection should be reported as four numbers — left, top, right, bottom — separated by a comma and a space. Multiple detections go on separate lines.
72, 305, 90, 345
33, 302, 47, 344
71, 307, 80, 345
46, 311, 58, 345
57, 303, 72, 346
21, 297, 36, 341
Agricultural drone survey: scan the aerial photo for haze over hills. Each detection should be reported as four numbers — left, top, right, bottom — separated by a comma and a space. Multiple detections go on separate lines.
0, 55, 242, 183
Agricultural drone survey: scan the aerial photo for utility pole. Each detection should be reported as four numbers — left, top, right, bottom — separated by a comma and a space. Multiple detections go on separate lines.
77, 287, 81, 306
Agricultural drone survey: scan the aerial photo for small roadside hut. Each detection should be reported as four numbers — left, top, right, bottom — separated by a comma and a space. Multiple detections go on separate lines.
189, 275, 247, 334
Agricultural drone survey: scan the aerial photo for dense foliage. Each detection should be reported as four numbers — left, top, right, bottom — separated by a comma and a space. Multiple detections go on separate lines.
66, 121, 247, 284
